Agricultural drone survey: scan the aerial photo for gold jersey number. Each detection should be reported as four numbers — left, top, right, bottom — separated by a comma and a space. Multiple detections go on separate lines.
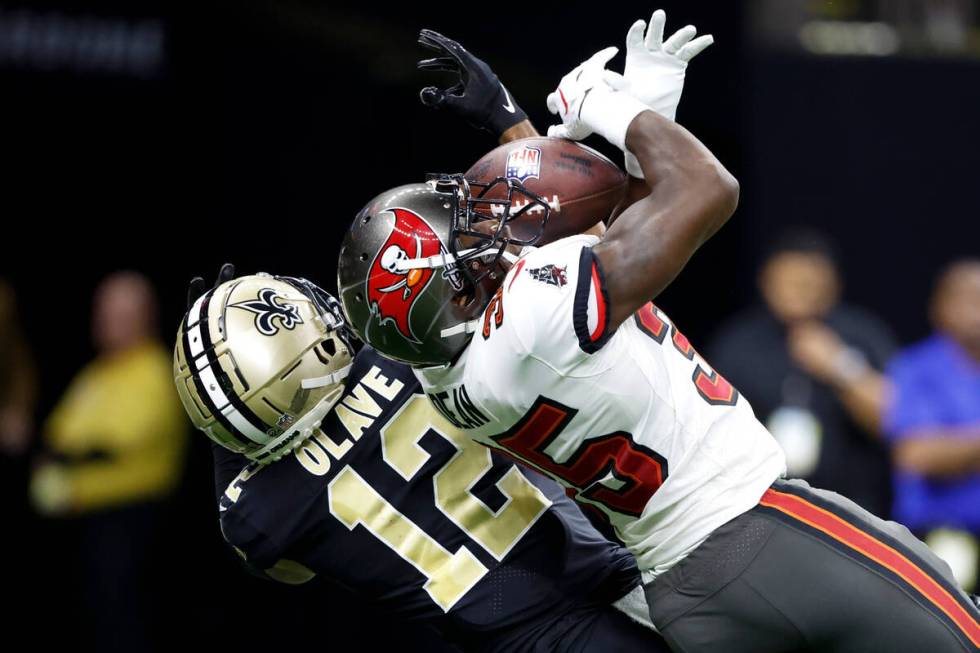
327, 394, 551, 612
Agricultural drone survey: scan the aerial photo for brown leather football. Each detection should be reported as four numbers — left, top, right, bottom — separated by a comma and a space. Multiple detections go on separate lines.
464, 137, 627, 245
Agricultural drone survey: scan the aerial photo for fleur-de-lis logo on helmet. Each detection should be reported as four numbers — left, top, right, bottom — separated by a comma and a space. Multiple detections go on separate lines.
229, 288, 304, 336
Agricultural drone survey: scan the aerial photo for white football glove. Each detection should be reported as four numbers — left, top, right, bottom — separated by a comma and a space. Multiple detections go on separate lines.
622, 9, 714, 177
545, 47, 648, 151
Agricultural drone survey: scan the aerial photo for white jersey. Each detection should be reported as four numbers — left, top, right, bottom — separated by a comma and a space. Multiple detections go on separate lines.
416, 235, 786, 581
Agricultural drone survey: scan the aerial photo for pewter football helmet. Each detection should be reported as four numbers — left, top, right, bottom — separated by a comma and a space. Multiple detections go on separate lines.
174, 274, 353, 464
337, 175, 549, 366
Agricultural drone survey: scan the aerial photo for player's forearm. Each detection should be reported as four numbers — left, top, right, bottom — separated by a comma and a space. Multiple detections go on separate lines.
893, 429, 980, 477
599, 111, 738, 325
627, 111, 739, 235
608, 177, 649, 225
499, 119, 539, 144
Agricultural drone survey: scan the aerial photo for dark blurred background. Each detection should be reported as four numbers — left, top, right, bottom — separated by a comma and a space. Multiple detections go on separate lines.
3, 0, 979, 650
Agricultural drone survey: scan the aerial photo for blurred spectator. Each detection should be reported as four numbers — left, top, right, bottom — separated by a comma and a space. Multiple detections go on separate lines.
885, 259, 980, 591
0, 279, 37, 580
30, 271, 188, 652
0, 279, 37, 456
707, 229, 896, 517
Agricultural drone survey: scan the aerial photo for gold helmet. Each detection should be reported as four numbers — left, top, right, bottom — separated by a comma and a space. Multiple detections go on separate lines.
174, 273, 353, 464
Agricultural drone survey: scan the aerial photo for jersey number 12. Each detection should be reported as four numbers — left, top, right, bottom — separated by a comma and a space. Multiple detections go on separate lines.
323, 395, 551, 611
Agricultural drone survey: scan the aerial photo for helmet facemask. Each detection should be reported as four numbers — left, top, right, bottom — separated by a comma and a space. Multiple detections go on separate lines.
277, 275, 356, 357
406, 174, 551, 337
248, 275, 356, 463
436, 172, 550, 275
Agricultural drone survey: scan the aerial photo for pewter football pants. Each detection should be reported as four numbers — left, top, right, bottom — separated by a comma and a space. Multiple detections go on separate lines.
644, 478, 980, 652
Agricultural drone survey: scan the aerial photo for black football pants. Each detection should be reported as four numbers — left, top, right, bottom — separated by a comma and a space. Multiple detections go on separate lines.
645, 478, 980, 652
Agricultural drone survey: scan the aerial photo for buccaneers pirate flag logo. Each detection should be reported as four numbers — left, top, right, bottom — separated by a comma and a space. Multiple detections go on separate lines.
367, 208, 458, 343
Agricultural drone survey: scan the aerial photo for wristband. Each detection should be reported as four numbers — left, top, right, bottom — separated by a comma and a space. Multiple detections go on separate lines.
579, 89, 649, 152
486, 85, 527, 137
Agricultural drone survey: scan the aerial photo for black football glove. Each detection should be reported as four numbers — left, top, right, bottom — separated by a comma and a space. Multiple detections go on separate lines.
417, 29, 527, 138
187, 262, 235, 310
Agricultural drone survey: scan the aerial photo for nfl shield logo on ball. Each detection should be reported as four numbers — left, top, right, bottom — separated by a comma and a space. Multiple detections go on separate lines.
505, 145, 542, 182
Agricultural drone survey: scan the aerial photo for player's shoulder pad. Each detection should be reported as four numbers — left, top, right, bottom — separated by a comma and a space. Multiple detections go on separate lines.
500, 234, 614, 362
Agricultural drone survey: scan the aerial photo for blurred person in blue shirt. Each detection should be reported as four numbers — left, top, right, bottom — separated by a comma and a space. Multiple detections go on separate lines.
886, 259, 980, 589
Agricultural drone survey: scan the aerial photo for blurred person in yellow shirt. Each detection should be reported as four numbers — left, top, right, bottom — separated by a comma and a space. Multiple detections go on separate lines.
31, 271, 187, 652
33, 272, 187, 513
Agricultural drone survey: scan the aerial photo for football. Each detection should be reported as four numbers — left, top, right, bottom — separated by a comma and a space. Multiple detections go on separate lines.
464, 137, 628, 244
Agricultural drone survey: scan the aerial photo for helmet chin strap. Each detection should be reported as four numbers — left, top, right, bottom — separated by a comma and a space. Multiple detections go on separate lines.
429, 249, 528, 340
394, 245, 527, 342
302, 362, 353, 389
440, 320, 482, 339
250, 364, 352, 464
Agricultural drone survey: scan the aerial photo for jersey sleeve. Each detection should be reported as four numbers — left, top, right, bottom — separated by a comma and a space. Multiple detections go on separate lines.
571, 245, 614, 354
217, 457, 319, 571
212, 442, 248, 504
219, 503, 282, 570
501, 235, 617, 374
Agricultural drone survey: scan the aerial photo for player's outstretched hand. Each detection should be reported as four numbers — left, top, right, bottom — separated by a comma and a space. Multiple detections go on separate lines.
620, 9, 713, 177
187, 263, 235, 309
417, 29, 527, 138
545, 47, 648, 151
624, 9, 713, 121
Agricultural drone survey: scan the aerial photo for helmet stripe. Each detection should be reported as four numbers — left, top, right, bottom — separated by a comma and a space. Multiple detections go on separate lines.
194, 364, 267, 443
182, 291, 254, 448
192, 287, 277, 442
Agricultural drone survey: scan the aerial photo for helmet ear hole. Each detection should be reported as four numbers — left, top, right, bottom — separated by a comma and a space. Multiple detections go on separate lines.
314, 345, 331, 365
452, 281, 479, 308
321, 339, 337, 357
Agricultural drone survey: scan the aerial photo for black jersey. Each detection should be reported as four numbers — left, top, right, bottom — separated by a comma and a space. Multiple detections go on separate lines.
214, 347, 639, 649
